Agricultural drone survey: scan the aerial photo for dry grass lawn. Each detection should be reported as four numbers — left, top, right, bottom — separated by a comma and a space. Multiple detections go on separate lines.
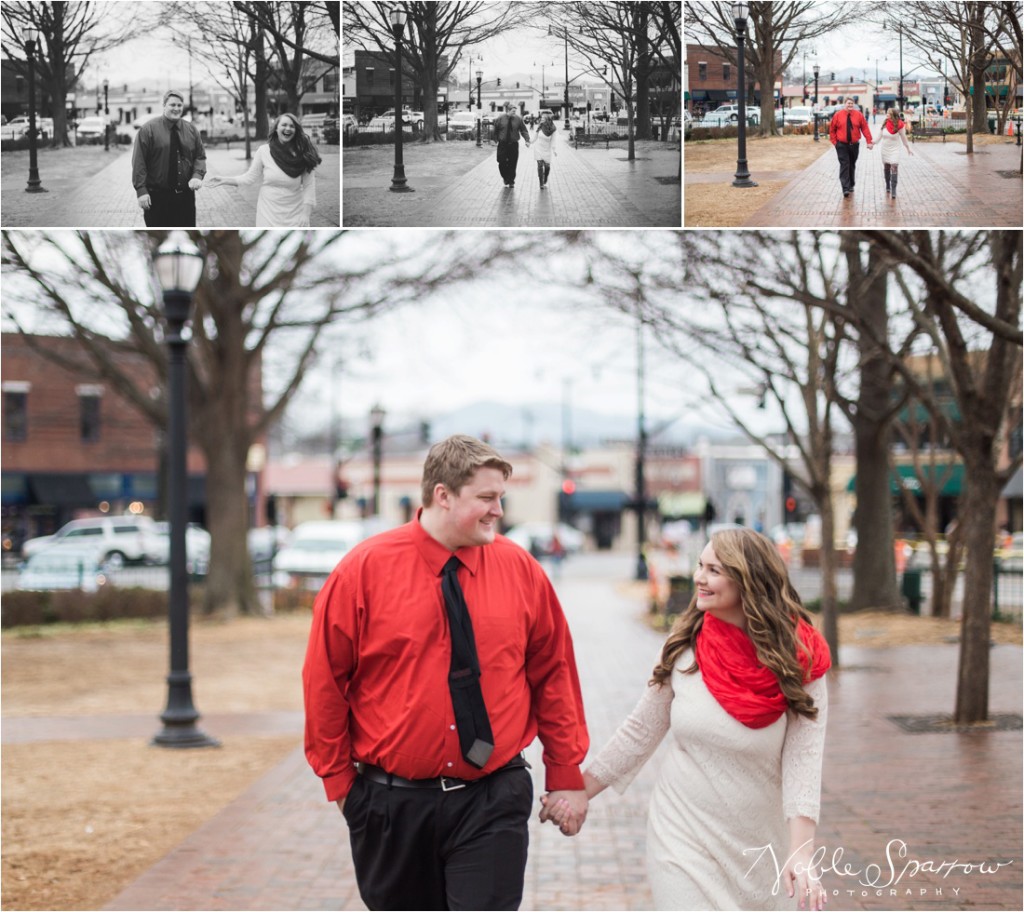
3, 603, 1020, 910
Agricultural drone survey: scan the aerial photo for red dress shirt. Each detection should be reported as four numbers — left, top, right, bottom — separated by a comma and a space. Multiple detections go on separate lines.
303, 515, 590, 801
829, 108, 873, 145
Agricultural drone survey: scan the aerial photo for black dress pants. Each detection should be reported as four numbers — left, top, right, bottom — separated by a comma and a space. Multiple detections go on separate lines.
496, 142, 520, 185
835, 142, 860, 192
343, 767, 533, 911
143, 188, 197, 227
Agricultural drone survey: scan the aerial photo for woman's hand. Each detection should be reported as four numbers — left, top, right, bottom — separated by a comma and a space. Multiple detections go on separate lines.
783, 842, 826, 910
204, 175, 221, 189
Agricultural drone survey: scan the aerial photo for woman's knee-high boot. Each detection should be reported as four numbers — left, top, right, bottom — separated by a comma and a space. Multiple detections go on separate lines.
883, 163, 891, 195
890, 168, 898, 199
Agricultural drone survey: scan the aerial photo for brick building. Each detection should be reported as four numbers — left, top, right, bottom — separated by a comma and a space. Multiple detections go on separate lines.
685, 43, 781, 116
1, 333, 207, 548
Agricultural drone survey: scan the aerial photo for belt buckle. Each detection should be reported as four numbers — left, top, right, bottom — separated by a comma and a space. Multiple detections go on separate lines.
440, 776, 466, 792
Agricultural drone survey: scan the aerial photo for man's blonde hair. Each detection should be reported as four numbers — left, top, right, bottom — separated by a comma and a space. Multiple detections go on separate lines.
421, 435, 513, 506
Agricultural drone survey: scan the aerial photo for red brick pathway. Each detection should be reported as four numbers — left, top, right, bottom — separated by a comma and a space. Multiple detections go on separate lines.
8, 554, 1016, 912
741, 139, 1023, 227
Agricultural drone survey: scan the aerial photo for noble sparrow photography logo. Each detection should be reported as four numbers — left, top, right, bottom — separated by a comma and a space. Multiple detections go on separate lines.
744, 837, 1015, 900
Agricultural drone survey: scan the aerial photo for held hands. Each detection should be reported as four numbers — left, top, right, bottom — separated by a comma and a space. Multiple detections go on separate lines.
188, 177, 203, 191
137, 193, 151, 211
784, 844, 827, 911
538, 789, 588, 837
204, 175, 222, 189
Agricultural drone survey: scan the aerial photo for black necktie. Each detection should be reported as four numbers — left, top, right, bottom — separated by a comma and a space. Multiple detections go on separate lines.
441, 555, 494, 769
167, 123, 181, 190
847, 112, 853, 143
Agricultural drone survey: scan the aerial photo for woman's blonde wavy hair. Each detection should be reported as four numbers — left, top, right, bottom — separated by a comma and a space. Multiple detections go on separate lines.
650, 527, 823, 720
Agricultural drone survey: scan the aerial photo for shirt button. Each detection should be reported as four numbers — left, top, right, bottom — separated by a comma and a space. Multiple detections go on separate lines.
450, 724, 456, 731
447, 761, 454, 768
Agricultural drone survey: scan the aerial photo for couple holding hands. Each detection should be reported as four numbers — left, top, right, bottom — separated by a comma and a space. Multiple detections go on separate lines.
131, 90, 321, 228
303, 434, 831, 912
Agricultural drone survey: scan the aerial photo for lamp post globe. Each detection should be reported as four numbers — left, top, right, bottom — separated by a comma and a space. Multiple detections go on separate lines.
812, 63, 821, 141
388, 7, 412, 192
22, 25, 46, 193
152, 231, 218, 750
731, 1, 756, 187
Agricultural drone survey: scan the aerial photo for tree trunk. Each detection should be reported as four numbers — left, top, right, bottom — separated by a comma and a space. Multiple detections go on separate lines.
626, 101, 636, 160
254, 26, 269, 139
847, 244, 901, 611
971, 63, 989, 135
818, 482, 840, 666
954, 467, 998, 722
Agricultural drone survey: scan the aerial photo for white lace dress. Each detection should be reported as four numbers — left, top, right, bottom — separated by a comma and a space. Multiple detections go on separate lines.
586, 649, 828, 911
231, 143, 317, 227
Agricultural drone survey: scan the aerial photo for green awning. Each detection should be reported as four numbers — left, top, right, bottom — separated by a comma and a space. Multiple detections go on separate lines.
846, 463, 964, 495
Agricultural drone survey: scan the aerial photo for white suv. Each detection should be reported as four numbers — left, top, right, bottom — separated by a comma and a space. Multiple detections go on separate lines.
22, 516, 163, 569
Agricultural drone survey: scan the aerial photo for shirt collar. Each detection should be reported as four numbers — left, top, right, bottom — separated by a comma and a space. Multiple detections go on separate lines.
411, 508, 482, 577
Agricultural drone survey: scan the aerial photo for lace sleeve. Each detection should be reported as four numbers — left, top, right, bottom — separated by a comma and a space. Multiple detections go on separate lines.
232, 145, 265, 187
585, 676, 674, 795
782, 675, 829, 822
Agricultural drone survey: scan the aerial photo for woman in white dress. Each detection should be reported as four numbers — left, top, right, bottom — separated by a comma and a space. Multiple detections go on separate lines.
532, 112, 557, 188
877, 107, 913, 198
544, 528, 831, 911
205, 112, 321, 226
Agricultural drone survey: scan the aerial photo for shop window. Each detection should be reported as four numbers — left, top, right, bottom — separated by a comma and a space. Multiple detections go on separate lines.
2, 390, 27, 442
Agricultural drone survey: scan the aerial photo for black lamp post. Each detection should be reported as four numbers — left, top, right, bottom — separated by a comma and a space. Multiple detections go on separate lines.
103, 78, 110, 151
813, 63, 820, 141
389, 7, 412, 192
898, 25, 904, 110
732, 2, 757, 187
152, 232, 218, 750
634, 314, 648, 582
475, 68, 483, 147
23, 26, 46, 194
370, 405, 385, 516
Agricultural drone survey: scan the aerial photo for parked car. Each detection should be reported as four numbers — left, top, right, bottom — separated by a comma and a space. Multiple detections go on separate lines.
702, 104, 760, 126
1, 115, 50, 140
272, 520, 366, 590
74, 115, 108, 139
777, 106, 815, 126
504, 522, 585, 557
247, 525, 293, 564
996, 532, 1023, 573
149, 522, 212, 574
341, 113, 358, 135
22, 515, 163, 569
446, 111, 479, 136
18, 544, 109, 592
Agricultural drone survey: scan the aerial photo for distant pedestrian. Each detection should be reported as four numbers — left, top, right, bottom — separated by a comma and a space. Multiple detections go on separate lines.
205, 112, 321, 226
533, 112, 558, 189
131, 90, 206, 227
543, 528, 831, 912
828, 97, 873, 198
876, 107, 913, 199
492, 103, 531, 188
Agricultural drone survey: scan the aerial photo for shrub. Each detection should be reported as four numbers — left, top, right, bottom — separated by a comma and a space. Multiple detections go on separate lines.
2, 587, 169, 629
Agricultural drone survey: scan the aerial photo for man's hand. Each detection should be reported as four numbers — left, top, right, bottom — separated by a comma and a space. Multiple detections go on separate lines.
188, 178, 202, 191
335, 798, 345, 814
538, 789, 588, 836
137, 194, 151, 211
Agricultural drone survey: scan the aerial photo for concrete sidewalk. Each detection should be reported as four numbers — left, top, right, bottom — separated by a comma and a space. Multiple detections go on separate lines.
344, 132, 681, 228
10, 553, 1019, 911
741, 138, 1022, 227
1, 146, 340, 228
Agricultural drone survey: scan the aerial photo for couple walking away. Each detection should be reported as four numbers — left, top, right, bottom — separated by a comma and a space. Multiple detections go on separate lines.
829, 97, 913, 199
131, 90, 321, 227
492, 103, 558, 189
303, 434, 832, 912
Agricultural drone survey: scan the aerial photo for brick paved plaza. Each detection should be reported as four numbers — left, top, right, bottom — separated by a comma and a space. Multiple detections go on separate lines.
0, 146, 340, 228
11, 553, 1003, 912
343, 132, 682, 228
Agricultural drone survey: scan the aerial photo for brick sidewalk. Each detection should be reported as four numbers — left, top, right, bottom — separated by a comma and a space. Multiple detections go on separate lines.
89, 553, 1022, 912
344, 132, 681, 228
0, 146, 340, 228
741, 139, 1022, 227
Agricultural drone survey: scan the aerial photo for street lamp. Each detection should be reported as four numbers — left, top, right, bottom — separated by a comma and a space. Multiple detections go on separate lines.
548, 25, 572, 131
813, 63, 820, 141
369, 405, 385, 517
22, 26, 46, 194
389, 7, 412, 193
475, 68, 483, 147
634, 313, 648, 582
152, 231, 218, 751
103, 78, 109, 152
731, 2, 757, 187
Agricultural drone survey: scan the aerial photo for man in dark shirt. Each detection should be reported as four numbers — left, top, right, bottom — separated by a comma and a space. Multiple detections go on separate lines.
828, 97, 873, 198
131, 90, 206, 226
304, 434, 589, 910
491, 103, 531, 188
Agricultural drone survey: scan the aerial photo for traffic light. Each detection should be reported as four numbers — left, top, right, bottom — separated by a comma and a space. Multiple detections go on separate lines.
516, 81, 520, 88
561, 478, 577, 495
497, 78, 502, 87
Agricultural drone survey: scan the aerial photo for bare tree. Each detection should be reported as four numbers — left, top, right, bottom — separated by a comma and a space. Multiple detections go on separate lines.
684, 1, 845, 136
855, 230, 1023, 723
233, 0, 339, 65
0, 1, 133, 147
344, 1, 517, 142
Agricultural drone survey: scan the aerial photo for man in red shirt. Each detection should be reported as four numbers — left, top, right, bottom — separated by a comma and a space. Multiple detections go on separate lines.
303, 434, 590, 910
828, 97, 873, 197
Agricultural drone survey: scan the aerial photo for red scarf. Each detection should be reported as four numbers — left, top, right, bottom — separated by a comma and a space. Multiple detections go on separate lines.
884, 118, 905, 134
695, 613, 831, 728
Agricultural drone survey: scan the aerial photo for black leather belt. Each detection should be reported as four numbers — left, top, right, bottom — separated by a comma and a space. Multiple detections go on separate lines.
358, 754, 529, 793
